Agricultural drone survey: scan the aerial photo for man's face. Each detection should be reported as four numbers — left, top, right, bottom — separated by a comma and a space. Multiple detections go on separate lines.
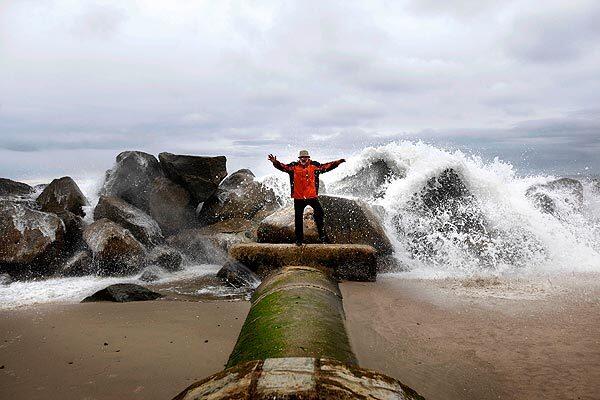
299, 156, 310, 166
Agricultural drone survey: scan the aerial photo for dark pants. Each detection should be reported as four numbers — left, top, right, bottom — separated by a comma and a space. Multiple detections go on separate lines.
294, 198, 325, 243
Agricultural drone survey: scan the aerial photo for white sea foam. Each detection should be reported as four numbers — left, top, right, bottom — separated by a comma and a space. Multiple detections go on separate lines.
0, 264, 219, 310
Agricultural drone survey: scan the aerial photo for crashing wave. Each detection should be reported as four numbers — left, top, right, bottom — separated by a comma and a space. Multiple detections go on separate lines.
318, 141, 600, 277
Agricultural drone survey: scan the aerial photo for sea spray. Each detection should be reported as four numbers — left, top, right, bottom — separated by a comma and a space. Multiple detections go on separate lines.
263, 141, 600, 278
3, 142, 600, 309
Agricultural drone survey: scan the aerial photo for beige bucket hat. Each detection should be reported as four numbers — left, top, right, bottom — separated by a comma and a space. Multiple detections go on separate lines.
298, 149, 310, 158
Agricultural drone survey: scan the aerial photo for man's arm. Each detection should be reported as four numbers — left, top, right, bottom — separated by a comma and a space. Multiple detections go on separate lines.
268, 154, 293, 172
316, 159, 345, 173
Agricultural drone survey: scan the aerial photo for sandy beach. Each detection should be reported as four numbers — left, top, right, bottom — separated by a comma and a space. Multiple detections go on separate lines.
1, 273, 599, 400
342, 273, 600, 400
0, 299, 249, 400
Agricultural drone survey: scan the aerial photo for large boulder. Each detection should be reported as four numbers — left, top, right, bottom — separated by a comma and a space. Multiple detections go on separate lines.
36, 177, 88, 216
94, 196, 163, 246
257, 195, 393, 255
258, 206, 320, 243
146, 245, 183, 272
82, 219, 146, 276
81, 283, 163, 302
198, 169, 278, 225
526, 178, 584, 215
0, 202, 65, 276
100, 151, 164, 212
55, 210, 86, 254
148, 177, 196, 234
329, 159, 404, 199
392, 168, 501, 265
158, 152, 227, 204
0, 178, 35, 199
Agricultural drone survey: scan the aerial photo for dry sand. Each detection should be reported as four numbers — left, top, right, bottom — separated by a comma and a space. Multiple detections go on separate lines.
341, 273, 600, 400
0, 299, 249, 400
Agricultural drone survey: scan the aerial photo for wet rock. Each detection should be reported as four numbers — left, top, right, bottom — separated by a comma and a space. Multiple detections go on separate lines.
56, 250, 94, 277
0, 178, 34, 198
166, 229, 248, 264
0, 273, 12, 285
146, 245, 183, 272
394, 168, 493, 263
82, 219, 146, 276
195, 218, 257, 236
198, 169, 278, 225
0, 202, 65, 276
139, 265, 165, 282
36, 177, 88, 217
148, 177, 196, 235
81, 283, 163, 302
158, 152, 227, 204
101, 151, 164, 212
329, 159, 404, 198
94, 196, 163, 246
217, 261, 260, 288
526, 178, 584, 215
592, 178, 600, 193
258, 205, 320, 243
55, 210, 86, 254
257, 195, 393, 255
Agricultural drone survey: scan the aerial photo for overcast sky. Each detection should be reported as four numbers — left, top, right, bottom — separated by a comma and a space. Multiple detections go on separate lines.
1, 0, 599, 181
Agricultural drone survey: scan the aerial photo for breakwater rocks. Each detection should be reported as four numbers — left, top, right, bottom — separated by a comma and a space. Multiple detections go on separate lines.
0, 150, 395, 283
4, 145, 595, 283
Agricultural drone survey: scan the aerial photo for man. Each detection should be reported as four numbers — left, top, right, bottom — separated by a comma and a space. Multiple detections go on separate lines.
268, 150, 345, 245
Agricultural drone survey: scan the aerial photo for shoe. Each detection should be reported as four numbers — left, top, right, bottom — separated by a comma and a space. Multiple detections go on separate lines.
295, 241, 303, 246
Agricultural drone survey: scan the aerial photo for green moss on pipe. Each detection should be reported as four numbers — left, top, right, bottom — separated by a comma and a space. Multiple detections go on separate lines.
227, 266, 356, 368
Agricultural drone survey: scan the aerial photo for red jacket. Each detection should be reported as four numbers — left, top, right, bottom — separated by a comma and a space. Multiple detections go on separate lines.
272, 159, 343, 199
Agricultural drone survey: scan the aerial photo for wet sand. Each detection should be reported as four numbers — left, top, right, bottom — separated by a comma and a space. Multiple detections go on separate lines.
0, 299, 249, 400
1, 273, 599, 400
341, 273, 600, 400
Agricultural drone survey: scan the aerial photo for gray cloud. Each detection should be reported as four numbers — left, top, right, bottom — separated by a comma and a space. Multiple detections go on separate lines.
0, 0, 599, 180
505, 1, 600, 63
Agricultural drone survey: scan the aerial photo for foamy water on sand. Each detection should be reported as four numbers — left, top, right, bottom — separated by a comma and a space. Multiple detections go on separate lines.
0, 265, 220, 309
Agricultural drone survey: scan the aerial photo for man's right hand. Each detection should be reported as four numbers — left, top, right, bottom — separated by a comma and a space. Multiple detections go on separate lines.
268, 154, 277, 162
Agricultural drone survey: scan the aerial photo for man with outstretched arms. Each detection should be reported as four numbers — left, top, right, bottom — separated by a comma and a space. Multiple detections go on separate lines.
268, 150, 345, 246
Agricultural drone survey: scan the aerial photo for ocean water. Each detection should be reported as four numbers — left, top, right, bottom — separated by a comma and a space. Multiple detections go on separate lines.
2, 140, 599, 308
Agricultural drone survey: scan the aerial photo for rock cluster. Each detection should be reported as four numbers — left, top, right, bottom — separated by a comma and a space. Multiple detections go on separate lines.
0, 150, 399, 284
